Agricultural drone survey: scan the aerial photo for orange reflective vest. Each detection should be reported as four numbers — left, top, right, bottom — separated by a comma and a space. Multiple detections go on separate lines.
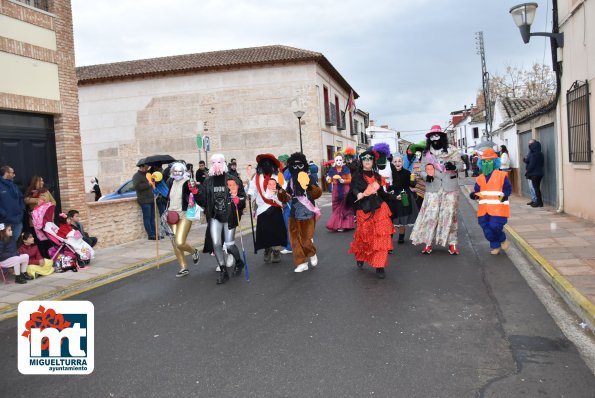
476, 170, 510, 217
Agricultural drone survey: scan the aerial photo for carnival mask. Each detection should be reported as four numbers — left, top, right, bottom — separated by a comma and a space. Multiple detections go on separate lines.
210, 154, 227, 176
394, 157, 403, 170
170, 162, 186, 181
429, 134, 441, 141
334, 155, 344, 167
415, 151, 422, 161
481, 159, 495, 175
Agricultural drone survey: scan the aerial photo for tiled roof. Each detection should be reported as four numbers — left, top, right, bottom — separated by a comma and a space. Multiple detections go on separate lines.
76, 45, 357, 96
500, 97, 545, 119
470, 111, 485, 124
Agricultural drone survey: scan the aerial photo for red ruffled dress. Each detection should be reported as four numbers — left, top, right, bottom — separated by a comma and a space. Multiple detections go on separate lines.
348, 174, 395, 268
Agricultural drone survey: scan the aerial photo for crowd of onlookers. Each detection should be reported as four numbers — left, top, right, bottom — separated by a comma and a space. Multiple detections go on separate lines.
0, 165, 97, 284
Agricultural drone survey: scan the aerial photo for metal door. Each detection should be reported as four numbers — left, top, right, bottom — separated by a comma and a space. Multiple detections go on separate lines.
0, 111, 61, 212
518, 131, 532, 198
538, 124, 557, 207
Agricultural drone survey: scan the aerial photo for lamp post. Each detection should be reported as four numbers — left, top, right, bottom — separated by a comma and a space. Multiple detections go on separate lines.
509, 3, 564, 47
294, 110, 305, 153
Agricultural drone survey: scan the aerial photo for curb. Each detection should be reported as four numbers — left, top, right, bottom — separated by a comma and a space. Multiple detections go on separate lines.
461, 185, 595, 329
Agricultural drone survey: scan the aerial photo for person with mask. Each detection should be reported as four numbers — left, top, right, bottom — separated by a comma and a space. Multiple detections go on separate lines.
284, 152, 322, 273
325, 152, 354, 232
469, 149, 512, 255
410, 125, 463, 255
197, 154, 246, 284
165, 161, 200, 278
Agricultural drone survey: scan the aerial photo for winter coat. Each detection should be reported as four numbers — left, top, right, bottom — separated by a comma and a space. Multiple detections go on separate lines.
524, 141, 544, 177
309, 163, 319, 183
197, 173, 246, 228
132, 170, 155, 204
0, 177, 25, 225
0, 238, 18, 262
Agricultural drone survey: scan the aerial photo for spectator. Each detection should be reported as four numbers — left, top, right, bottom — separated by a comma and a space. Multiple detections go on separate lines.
499, 145, 511, 172
195, 160, 209, 184
0, 223, 30, 284
18, 231, 54, 278
524, 139, 544, 207
308, 161, 319, 184
0, 165, 25, 243
132, 163, 157, 240
471, 154, 480, 177
228, 159, 240, 178
67, 210, 97, 247
24, 176, 56, 227
90, 177, 102, 201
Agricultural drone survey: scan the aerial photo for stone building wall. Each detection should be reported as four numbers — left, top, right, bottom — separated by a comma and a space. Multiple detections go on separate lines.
86, 198, 144, 248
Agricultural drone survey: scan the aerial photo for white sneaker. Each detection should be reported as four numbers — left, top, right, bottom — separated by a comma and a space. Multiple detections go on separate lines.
226, 254, 235, 268
280, 249, 292, 254
294, 263, 309, 273
310, 254, 318, 267
215, 266, 221, 272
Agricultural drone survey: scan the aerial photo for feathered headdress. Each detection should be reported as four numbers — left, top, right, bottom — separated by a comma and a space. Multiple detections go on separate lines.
343, 146, 356, 160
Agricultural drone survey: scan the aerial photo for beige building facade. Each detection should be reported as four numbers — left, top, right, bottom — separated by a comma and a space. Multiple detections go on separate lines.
77, 45, 360, 193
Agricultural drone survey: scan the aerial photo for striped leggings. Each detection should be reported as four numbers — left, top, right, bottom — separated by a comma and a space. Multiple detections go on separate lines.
0, 254, 29, 275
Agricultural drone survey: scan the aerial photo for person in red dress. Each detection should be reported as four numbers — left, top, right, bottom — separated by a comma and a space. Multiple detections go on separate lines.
348, 150, 395, 279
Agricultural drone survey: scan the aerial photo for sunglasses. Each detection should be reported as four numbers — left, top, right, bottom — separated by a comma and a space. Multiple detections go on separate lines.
360, 155, 374, 161
291, 164, 305, 170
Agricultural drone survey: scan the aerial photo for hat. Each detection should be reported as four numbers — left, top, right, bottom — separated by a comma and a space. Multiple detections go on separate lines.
278, 154, 289, 163
480, 148, 498, 160
426, 124, 445, 137
256, 153, 281, 169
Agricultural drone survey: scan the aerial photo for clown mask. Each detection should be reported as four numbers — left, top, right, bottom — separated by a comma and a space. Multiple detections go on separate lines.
481, 159, 495, 175
210, 154, 227, 176
170, 162, 187, 181
393, 157, 404, 170
334, 155, 344, 167
415, 150, 422, 161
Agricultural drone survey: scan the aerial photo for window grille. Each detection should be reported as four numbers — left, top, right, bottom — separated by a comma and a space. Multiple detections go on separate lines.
567, 80, 591, 163
13, 0, 49, 11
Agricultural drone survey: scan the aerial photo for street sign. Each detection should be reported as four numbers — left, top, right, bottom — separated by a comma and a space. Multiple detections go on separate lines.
196, 134, 203, 150
203, 136, 210, 152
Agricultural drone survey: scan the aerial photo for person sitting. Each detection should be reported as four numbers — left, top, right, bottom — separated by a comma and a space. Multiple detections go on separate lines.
55, 213, 94, 266
18, 231, 54, 279
0, 223, 31, 284
24, 175, 56, 226
67, 210, 98, 247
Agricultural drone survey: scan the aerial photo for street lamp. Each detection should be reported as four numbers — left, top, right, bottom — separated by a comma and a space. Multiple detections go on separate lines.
294, 110, 305, 153
509, 3, 564, 47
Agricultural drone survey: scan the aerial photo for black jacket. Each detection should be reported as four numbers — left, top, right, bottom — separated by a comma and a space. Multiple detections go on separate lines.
348, 171, 392, 213
197, 173, 246, 228
0, 238, 18, 262
524, 141, 544, 177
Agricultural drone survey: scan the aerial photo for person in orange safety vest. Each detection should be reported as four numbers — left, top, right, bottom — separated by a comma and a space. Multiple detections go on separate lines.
469, 148, 512, 255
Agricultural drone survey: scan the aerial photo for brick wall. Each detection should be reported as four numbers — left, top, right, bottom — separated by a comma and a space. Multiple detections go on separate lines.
87, 198, 145, 248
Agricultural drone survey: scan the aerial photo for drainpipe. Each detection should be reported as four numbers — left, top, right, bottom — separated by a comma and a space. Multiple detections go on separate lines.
552, 0, 564, 213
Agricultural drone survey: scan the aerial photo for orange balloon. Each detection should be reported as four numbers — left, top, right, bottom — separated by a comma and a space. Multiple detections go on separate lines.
297, 172, 310, 190
277, 172, 285, 186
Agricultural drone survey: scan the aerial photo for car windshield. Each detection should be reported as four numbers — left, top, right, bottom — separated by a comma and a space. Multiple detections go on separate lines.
120, 180, 135, 193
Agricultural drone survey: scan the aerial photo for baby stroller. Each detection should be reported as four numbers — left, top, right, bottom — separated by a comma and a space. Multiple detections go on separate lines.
42, 222, 85, 272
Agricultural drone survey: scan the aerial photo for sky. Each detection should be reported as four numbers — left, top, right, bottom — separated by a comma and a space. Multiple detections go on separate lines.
71, 0, 554, 142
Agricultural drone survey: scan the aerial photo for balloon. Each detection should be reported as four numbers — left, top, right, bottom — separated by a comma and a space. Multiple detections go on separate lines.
297, 171, 310, 190
152, 171, 163, 182
145, 172, 155, 188
277, 171, 285, 186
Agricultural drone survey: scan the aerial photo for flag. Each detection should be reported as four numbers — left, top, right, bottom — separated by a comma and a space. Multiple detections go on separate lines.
346, 90, 356, 115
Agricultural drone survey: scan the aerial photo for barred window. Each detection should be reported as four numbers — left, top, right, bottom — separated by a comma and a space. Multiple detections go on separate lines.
567, 80, 591, 163
13, 0, 49, 11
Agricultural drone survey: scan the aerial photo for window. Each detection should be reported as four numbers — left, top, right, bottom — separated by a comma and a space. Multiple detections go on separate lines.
13, 0, 49, 11
335, 95, 341, 127
323, 86, 330, 123
567, 80, 591, 163
473, 127, 479, 139
349, 112, 354, 135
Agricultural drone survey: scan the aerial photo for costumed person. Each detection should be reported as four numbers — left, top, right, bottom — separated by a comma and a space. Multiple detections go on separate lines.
409, 141, 427, 209
284, 152, 322, 273
390, 154, 419, 244
197, 154, 246, 284
469, 148, 511, 255
343, 146, 358, 175
402, 144, 416, 172
373, 143, 393, 190
410, 125, 463, 255
325, 152, 355, 232
278, 154, 293, 254
348, 150, 395, 279
18, 231, 54, 279
165, 161, 200, 278
247, 154, 289, 263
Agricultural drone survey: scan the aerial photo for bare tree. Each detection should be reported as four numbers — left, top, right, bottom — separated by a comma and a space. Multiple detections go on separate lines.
487, 62, 555, 99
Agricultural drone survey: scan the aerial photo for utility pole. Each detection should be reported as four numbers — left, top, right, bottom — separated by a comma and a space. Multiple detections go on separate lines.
475, 31, 492, 138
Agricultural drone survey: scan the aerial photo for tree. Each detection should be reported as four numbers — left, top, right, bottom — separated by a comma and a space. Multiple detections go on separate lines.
486, 62, 555, 99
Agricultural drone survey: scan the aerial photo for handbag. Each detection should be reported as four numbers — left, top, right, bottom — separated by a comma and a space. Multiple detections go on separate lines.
166, 210, 179, 224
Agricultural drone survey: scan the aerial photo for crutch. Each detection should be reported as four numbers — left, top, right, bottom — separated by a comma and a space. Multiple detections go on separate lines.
234, 201, 250, 282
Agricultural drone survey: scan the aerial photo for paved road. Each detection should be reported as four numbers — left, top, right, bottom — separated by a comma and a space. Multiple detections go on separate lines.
1, 196, 594, 397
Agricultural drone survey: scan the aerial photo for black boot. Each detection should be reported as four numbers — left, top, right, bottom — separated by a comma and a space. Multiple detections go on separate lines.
376, 268, 385, 279
264, 248, 272, 263
271, 248, 281, 263
398, 233, 405, 244
357, 261, 364, 269
15, 274, 27, 284
531, 201, 543, 207
233, 259, 244, 276
216, 268, 229, 285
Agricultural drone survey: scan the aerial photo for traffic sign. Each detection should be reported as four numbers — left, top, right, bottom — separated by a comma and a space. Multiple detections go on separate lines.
203, 136, 210, 152
196, 134, 203, 150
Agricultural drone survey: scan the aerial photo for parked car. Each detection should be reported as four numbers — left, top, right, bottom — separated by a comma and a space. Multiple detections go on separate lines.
98, 179, 137, 201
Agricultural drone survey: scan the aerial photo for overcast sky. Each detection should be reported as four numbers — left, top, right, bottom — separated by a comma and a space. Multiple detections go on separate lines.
71, 0, 553, 142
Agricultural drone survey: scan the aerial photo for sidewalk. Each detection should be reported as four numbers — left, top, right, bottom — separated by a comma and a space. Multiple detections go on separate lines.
461, 179, 595, 329
0, 194, 334, 320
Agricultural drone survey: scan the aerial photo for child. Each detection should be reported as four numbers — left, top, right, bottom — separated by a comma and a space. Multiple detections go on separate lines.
0, 223, 31, 284
67, 210, 97, 247
56, 213, 94, 265
18, 231, 54, 279
469, 148, 512, 255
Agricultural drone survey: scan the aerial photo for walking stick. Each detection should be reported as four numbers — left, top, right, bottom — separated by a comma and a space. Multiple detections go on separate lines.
248, 198, 257, 254
234, 199, 250, 282
154, 196, 160, 269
